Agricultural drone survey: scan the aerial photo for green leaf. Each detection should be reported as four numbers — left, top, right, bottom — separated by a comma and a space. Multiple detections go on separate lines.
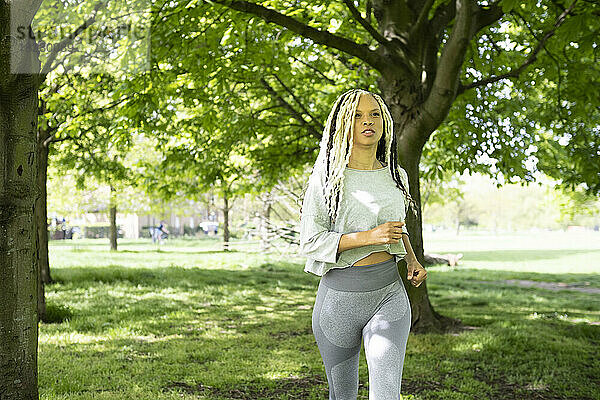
500, 0, 520, 13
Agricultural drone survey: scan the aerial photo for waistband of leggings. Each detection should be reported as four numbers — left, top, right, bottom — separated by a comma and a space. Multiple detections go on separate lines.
320, 257, 399, 292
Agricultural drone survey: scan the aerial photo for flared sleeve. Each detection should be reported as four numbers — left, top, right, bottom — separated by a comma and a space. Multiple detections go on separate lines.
298, 173, 343, 264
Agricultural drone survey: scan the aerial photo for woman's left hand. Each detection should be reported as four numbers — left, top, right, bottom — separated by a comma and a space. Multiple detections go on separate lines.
406, 259, 427, 287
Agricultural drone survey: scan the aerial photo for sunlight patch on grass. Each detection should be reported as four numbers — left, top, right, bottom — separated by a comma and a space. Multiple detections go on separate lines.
39, 329, 186, 345
527, 311, 596, 325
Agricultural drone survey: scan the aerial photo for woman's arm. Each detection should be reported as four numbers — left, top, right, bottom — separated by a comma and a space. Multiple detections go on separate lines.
401, 233, 417, 263
338, 221, 407, 254
402, 232, 427, 286
337, 231, 372, 253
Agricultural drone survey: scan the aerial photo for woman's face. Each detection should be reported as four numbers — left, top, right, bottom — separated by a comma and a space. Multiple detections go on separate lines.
347, 93, 384, 147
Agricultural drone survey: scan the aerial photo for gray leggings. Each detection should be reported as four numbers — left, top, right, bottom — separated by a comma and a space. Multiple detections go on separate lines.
312, 258, 411, 400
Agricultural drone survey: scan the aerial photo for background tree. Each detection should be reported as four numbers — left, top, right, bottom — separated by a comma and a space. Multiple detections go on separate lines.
553, 185, 600, 227
137, 99, 260, 250
34, 2, 106, 321
26, 0, 155, 321
50, 81, 137, 252
419, 163, 465, 216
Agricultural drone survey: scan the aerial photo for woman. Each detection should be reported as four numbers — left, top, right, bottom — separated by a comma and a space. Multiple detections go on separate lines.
298, 88, 427, 400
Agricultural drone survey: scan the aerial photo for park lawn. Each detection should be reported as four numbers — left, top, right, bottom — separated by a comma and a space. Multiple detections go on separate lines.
39, 234, 600, 400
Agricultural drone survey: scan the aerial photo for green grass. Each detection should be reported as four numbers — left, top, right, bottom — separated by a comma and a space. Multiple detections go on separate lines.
39, 232, 600, 399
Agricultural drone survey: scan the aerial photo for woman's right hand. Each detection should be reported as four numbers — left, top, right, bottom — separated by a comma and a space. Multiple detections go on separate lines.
367, 221, 405, 245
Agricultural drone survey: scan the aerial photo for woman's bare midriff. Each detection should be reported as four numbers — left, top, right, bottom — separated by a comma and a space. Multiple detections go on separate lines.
352, 250, 394, 266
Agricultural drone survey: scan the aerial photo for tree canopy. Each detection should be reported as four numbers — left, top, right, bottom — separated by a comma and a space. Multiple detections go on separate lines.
135, 0, 600, 195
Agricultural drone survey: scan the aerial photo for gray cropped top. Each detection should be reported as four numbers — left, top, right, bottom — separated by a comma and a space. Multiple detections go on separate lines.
299, 162, 410, 277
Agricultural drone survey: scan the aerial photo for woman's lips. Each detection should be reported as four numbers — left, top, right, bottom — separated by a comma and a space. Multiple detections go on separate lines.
361, 129, 374, 136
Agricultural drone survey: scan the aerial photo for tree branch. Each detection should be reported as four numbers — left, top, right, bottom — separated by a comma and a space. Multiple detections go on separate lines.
278, 132, 315, 148
41, 125, 59, 147
410, 0, 435, 39
271, 73, 324, 133
212, 0, 401, 75
471, 1, 504, 35
46, 135, 73, 145
366, 0, 373, 25
430, 0, 457, 38
259, 76, 323, 139
250, 104, 283, 118
341, 0, 408, 56
40, 90, 136, 148
485, 33, 504, 55
421, 0, 474, 131
40, 2, 105, 79
288, 53, 336, 85
457, 0, 578, 95
256, 121, 304, 129
549, 0, 566, 12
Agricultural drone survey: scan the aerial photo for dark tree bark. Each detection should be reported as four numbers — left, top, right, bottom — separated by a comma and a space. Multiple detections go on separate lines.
35, 121, 50, 321
36, 129, 51, 284
0, 0, 44, 397
35, 97, 58, 323
109, 184, 117, 251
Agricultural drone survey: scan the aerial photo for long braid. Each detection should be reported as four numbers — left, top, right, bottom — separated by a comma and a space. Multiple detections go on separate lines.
387, 123, 420, 221
325, 91, 362, 223
372, 92, 420, 222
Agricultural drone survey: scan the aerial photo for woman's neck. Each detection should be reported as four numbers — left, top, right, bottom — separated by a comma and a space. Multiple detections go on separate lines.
347, 153, 381, 170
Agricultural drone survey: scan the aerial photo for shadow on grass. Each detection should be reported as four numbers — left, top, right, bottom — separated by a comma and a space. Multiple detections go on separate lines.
161, 374, 332, 399
117, 249, 238, 255
39, 310, 598, 399
430, 267, 600, 287
39, 331, 334, 398
49, 262, 316, 290
459, 249, 599, 262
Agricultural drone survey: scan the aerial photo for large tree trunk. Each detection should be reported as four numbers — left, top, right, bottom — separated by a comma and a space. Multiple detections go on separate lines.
380, 75, 463, 334
222, 192, 230, 251
396, 152, 462, 333
109, 185, 117, 251
0, 1, 43, 397
37, 144, 50, 282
